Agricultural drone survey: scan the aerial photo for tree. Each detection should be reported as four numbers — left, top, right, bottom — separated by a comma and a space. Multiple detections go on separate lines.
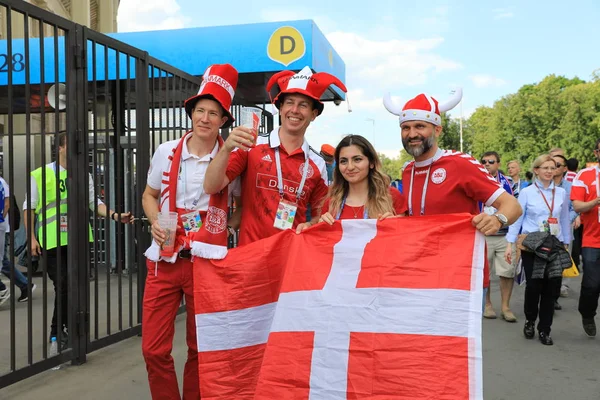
465, 74, 599, 169
439, 112, 472, 154
379, 152, 405, 180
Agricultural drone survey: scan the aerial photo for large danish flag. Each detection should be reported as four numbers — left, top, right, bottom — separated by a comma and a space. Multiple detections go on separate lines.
193, 214, 484, 399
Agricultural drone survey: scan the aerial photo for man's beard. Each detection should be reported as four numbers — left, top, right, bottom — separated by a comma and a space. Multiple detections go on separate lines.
402, 135, 435, 158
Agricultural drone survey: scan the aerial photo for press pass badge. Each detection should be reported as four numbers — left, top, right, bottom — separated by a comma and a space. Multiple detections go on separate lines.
59, 214, 68, 232
180, 210, 202, 234
273, 200, 297, 230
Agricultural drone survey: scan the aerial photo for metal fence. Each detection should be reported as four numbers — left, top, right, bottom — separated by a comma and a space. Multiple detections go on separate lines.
0, 0, 203, 387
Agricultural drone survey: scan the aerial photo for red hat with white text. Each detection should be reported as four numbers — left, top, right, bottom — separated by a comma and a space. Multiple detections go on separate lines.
184, 63, 238, 128
382, 89, 463, 126
266, 66, 347, 115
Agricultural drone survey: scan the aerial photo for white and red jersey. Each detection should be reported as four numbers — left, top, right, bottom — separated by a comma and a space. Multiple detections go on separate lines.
226, 128, 328, 246
571, 166, 600, 248
402, 149, 504, 216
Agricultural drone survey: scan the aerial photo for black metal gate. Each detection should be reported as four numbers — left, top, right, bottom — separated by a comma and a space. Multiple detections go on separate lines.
0, 0, 200, 387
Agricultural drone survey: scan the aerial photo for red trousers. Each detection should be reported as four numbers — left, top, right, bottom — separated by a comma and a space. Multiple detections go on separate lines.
142, 257, 199, 399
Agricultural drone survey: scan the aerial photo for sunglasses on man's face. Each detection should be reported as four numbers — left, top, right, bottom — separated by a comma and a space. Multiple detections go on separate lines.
555, 163, 565, 168
481, 160, 496, 165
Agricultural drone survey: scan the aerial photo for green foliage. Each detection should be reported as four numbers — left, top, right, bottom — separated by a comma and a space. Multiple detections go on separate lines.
377, 73, 600, 181
438, 112, 472, 154
466, 74, 600, 170
379, 151, 405, 179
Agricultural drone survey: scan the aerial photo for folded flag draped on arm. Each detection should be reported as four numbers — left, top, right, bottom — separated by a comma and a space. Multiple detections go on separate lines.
193, 213, 484, 399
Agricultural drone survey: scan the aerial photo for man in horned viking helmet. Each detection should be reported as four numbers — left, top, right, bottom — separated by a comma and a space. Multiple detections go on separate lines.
383, 89, 522, 292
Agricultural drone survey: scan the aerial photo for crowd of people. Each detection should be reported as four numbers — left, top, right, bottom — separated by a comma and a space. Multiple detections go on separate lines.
139, 63, 514, 399
2, 62, 598, 398
138, 63, 600, 398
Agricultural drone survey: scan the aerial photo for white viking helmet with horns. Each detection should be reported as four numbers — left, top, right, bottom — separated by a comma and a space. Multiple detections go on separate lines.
383, 88, 463, 126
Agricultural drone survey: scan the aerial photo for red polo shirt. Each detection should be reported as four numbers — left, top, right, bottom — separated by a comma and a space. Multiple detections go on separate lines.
571, 166, 600, 248
226, 129, 328, 246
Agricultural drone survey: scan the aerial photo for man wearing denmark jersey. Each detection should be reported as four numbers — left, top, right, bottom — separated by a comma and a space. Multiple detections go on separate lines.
383, 89, 522, 290
571, 138, 600, 338
204, 66, 348, 244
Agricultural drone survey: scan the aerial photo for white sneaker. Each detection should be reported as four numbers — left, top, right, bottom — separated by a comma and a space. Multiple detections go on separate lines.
560, 284, 569, 298
0, 288, 10, 307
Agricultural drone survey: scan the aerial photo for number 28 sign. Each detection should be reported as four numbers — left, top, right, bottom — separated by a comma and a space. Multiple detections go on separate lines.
0, 53, 26, 72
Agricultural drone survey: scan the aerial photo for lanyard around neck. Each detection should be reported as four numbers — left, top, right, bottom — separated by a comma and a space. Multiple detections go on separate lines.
408, 161, 434, 216
535, 183, 555, 214
275, 147, 309, 203
336, 196, 368, 220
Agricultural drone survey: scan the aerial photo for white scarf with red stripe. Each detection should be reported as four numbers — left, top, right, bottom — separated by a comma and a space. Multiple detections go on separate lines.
144, 132, 229, 263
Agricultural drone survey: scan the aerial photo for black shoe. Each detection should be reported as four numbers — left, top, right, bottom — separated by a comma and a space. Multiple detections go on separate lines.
539, 331, 554, 345
582, 318, 596, 337
18, 284, 37, 302
523, 321, 535, 339
554, 300, 562, 310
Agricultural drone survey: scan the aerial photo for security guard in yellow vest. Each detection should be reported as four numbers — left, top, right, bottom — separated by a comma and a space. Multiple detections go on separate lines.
23, 132, 133, 345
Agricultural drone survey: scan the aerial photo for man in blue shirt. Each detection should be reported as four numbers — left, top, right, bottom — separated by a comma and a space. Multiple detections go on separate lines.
480, 152, 517, 322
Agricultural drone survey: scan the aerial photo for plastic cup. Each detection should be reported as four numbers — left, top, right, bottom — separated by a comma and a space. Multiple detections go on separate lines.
240, 107, 262, 147
158, 211, 178, 257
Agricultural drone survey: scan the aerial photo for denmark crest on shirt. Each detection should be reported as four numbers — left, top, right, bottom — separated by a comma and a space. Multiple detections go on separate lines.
431, 168, 447, 184
299, 162, 314, 179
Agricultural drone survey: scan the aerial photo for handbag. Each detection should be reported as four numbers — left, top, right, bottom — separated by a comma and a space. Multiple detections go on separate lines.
563, 257, 580, 278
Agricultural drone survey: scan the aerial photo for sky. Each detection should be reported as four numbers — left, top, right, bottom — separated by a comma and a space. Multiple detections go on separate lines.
116, 0, 600, 158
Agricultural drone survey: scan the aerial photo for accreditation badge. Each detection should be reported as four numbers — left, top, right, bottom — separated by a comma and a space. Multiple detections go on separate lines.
273, 200, 297, 231
59, 214, 68, 232
181, 210, 202, 234
547, 217, 560, 236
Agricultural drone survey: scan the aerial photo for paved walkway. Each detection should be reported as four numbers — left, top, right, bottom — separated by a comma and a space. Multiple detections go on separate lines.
2, 276, 599, 399
0, 268, 141, 376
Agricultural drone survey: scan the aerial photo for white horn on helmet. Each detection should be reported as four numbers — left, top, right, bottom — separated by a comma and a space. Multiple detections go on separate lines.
383, 93, 403, 116
438, 88, 463, 113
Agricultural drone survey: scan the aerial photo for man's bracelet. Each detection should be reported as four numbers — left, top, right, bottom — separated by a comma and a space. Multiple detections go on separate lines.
111, 211, 117, 221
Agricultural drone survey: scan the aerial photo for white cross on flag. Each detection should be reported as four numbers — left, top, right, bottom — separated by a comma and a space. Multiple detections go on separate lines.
193, 214, 484, 399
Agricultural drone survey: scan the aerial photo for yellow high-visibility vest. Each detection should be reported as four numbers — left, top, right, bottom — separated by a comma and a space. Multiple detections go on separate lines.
31, 166, 93, 250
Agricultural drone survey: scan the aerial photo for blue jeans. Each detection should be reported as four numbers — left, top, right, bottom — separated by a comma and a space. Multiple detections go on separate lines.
2, 232, 28, 291
579, 247, 600, 319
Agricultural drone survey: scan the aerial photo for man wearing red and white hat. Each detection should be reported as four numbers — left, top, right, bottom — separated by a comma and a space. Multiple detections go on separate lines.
204, 66, 347, 243
141, 63, 240, 399
383, 90, 522, 290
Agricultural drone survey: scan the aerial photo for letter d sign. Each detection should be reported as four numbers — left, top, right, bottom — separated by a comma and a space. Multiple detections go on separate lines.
267, 26, 306, 67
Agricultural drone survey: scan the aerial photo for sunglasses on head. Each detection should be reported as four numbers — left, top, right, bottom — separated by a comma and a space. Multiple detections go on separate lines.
481, 160, 496, 165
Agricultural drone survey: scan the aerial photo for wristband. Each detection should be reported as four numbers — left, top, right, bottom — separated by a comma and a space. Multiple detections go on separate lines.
111, 212, 117, 221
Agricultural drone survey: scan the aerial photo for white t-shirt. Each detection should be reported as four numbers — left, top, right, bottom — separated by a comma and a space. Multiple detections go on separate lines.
147, 136, 240, 210
23, 162, 104, 211
0, 177, 9, 232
